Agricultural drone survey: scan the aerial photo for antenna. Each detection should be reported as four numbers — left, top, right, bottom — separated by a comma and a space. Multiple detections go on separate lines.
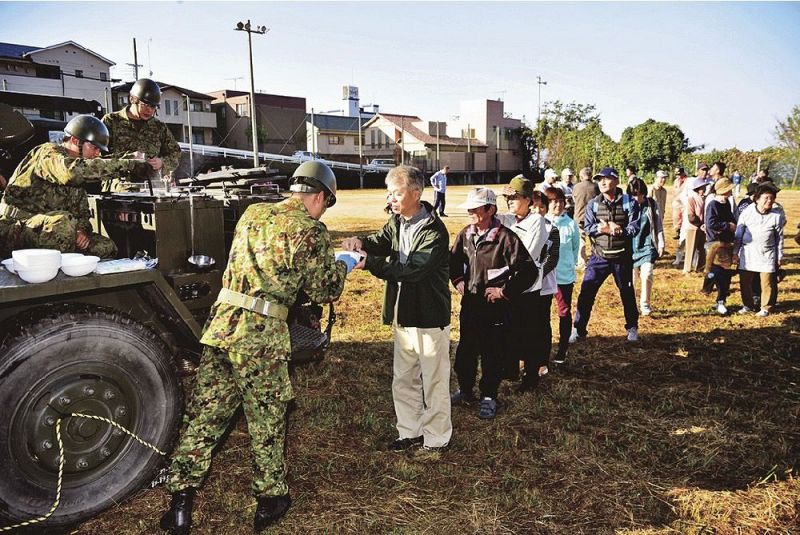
225, 77, 244, 90
496, 90, 507, 101
147, 38, 153, 77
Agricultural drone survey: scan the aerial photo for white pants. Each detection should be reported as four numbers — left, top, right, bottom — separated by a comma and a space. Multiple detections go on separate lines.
635, 262, 655, 308
392, 324, 452, 448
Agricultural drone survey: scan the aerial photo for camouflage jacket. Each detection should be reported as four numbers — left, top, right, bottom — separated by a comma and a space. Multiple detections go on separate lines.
102, 108, 181, 175
200, 197, 347, 359
1, 143, 138, 232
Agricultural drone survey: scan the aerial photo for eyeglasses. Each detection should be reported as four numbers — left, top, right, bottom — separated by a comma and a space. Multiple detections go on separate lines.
137, 101, 157, 111
505, 194, 520, 201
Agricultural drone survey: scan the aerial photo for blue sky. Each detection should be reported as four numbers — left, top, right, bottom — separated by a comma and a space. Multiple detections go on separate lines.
2, 1, 798, 151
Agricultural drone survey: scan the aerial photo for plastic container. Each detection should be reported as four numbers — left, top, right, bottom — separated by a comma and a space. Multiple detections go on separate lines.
12, 249, 61, 270
61, 255, 100, 277
16, 266, 59, 283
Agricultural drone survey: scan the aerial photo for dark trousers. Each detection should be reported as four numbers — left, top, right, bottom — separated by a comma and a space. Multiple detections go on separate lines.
554, 283, 574, 358
702, 266, 733, 302
433, 191, 446, 215
574, 255, 639, 335
530, 293, 553, 371
455, 314, 504, 399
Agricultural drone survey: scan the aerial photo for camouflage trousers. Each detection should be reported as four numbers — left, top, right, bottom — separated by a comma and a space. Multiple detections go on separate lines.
166, 346, 294, 497
0, 211, 117, 258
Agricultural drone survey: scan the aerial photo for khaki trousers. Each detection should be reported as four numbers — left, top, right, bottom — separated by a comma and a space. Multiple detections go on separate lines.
683, 228, 705, 273
739, 271, 778, 311
392, 324, 452, 448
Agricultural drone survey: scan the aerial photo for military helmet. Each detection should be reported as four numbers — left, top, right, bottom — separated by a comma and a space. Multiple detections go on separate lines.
64, 114, 110, 152
289, 161, 337, 207
129, 78, 162, 106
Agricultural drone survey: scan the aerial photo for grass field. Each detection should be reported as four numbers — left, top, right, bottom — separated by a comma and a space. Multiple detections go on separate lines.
77, 186, 799, 534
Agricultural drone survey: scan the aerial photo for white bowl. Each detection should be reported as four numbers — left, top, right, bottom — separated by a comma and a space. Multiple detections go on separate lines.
16, 265, 59, 283
60, 255, 100, 277
12, 249, 61, 270
61, 253, 84, 262
2, 258, 16, 274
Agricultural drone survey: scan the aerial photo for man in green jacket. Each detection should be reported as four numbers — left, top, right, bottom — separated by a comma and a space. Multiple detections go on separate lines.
342, 165, 452, 455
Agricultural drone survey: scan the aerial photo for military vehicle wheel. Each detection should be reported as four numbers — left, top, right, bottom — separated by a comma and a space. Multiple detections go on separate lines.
0, 305, 182, 528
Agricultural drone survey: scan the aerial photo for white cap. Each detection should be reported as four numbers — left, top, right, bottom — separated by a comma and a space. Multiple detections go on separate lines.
544, 168, 558, 180
561, 167, 574, 178
458, 187, 497, 209
655, 170, 668, 178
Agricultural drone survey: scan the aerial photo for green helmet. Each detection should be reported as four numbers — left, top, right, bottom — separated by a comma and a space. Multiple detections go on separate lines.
289, 161, 337, 207
129, 78, 161, 106
64, 114, 110, 152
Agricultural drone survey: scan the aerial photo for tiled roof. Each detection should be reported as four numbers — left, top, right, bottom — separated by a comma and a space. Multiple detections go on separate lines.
112, 81, 213, 101
376, 113, 486, 148
0, 42, 40, 59
307, 114, 361, 132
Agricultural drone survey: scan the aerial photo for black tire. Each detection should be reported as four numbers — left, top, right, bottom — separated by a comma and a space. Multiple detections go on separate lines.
0, 304, 182, 528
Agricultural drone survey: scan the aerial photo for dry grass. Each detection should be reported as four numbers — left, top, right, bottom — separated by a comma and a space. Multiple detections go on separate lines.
75, 186, 800, 534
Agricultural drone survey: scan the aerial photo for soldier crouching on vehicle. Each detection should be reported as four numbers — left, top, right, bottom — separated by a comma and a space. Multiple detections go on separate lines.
160, 161, 352, 534
0, 115, 150, 258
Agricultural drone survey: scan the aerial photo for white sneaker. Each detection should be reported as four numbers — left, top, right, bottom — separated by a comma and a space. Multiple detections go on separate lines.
568, 327, 581, 343
715, 302, 728, 315
626, 327, 639, 342
756, 309, 769, 317
737, 306, 754, 314
641, 305, 652, 316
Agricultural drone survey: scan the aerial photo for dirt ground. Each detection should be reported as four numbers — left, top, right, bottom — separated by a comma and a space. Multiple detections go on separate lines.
74, 185, 799, 534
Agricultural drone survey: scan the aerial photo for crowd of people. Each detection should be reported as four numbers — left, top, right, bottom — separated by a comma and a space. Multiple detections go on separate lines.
0, 78, 793, 532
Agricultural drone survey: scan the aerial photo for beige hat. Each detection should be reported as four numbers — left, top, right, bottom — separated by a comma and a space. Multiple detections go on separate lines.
714, 177, 734, 195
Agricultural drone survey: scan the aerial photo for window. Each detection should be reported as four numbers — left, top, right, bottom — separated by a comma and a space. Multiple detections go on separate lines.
190, 100, 202, 112
328, 135, 343, 145
165, 100, 171, 115
192, 131, 204, 144
461, 128, 475, 139
118, 94, 127, 107
370, 129, 376, 149
236, 103, 247, 117
173, 100, 179, 116
75, 69, 83, 78
99, 72, 107, 81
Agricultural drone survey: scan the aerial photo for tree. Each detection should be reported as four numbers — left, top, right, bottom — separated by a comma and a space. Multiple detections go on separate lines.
775, 105, 800, 186
619, 119, 695, 176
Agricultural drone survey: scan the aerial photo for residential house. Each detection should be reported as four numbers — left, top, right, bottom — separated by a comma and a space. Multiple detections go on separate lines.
111, 82, 217, 145
307, 113, 365, 164
208, 90, 306, 156
0, 40, 114, 118
363, 113, 487, 174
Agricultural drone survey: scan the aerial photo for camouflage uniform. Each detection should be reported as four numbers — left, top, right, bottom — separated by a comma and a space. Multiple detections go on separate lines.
0, 142, 141, 258
167, 196, 347, 498
101, 107, 181, 192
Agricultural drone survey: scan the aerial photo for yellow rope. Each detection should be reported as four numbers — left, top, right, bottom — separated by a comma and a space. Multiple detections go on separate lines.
0, 412, 166, 532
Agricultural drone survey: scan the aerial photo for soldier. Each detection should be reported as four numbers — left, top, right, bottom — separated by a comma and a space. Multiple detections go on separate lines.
160, 161, 351, 534
102, 78, 182, 191
0, 115, 149, 258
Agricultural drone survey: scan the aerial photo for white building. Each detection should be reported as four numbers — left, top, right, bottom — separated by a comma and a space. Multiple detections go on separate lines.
0, 41, 115, 118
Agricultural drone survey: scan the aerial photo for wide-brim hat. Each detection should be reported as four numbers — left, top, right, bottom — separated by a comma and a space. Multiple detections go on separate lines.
459, 187, 497, 209
714, 177, 734, 195
689, 176, 709, 190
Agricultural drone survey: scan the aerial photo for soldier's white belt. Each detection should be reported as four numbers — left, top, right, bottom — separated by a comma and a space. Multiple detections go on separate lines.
216, 288, 289, 321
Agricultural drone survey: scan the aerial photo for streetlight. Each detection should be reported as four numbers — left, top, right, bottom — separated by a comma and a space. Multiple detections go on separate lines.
234, 19, 268, 167
536, 75, 547, 168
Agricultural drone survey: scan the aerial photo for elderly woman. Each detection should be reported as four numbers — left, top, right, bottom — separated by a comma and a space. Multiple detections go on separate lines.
734, 184, 785, 317
496, 176, 547, 390
450, 187, 537, 419
626, 178, 664, 316
544, 186, 580, 364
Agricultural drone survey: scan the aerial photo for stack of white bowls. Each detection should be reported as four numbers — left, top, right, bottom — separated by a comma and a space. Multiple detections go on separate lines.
60, 253, 100, 276
12, 249, 61, 283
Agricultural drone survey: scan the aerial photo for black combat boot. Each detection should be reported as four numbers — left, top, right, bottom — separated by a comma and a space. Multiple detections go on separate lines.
159, 488, 195, 534
254, 494, 291, 532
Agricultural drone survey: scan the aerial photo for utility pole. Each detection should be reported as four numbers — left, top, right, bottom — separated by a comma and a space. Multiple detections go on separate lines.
436, 121, 440, 171
358, 110, 364, 188
466, 122, 471, 185
184, 94, 194, 176
225, 77, 244, 90
310, 108, 315, 156
400, 118, 405, 165
235, 20, 268, 167
536, 75, 547, 168
126, 38, 143, 81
